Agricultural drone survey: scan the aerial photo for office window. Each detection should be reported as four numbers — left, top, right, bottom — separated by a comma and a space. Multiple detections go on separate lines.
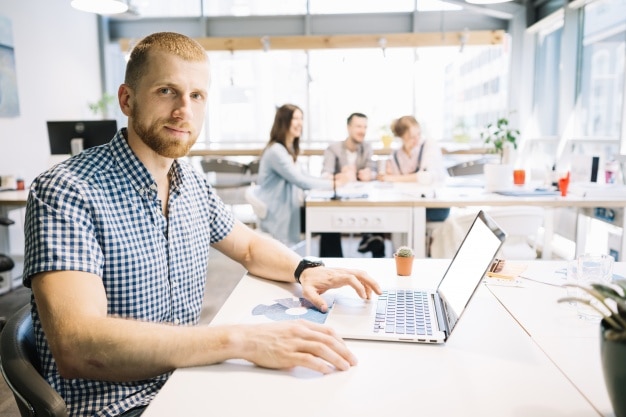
307, 48, 414, 142
196, 44, 509, 147
136, 0, 307, 17
579, 0, 626, 138
534, 22, 562, 137
202, 0, 307, 16
206, 50, 308, 144
442, 44, 511, 143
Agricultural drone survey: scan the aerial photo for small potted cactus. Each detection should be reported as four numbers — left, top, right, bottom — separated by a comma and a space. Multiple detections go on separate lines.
394, 246, 415, 276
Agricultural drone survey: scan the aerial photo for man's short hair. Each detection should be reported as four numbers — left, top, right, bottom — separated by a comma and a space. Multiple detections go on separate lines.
124, 32, 208, 90
347, 112, 367, 125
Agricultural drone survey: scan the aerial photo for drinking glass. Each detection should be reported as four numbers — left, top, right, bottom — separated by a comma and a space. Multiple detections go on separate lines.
574, 253, 614, 320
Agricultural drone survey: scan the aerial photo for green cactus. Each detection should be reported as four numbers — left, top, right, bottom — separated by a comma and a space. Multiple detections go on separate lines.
394, 246, 414, 258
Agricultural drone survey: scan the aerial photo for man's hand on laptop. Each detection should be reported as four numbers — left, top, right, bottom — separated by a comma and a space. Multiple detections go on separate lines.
299, 267, 382, 313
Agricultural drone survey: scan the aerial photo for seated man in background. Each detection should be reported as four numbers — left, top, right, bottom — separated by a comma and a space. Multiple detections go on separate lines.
321, 113, 384, 257
23, 32, 381, 417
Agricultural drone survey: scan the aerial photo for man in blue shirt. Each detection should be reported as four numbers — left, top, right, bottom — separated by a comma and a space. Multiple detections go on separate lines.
23, 32, 381, 417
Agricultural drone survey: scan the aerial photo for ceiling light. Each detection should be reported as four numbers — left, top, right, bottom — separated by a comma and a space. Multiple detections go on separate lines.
71, 0, 129, 15
465, 0, 513, 4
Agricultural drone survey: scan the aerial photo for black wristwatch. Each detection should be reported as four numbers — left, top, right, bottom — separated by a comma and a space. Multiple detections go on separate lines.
294, 256, 325, 284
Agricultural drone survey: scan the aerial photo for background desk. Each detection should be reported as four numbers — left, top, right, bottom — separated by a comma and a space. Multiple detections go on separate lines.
0, 190, 29, 291
305, 183, 626, 259
142, 258, 606, 417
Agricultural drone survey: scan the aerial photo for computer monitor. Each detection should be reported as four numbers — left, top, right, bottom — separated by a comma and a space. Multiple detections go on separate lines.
46, 120, 118, 155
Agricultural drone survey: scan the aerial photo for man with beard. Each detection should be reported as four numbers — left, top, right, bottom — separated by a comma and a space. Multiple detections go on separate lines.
320, 113, 385, 258
23, 32, 380, 417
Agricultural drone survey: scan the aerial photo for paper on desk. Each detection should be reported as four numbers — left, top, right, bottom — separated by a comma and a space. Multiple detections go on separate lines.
483, 260, 527, 287
248, 296, 333, 324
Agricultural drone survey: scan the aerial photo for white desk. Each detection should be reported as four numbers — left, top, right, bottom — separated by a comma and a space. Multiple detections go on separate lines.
486, 260, 625, 416
305, 182, 626, 259
142, 258, 607, 417
305, 183, 418, 255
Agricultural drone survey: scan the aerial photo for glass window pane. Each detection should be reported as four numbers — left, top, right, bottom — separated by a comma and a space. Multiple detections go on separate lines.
534, 24, 563, 137
579, 0, 626, 138
441, 44, 511, 145
202, 0, 307, 16
135, 0, 202, 17
307, 48, 414, 144
206, 50, 308, 144
309, 0, 414, 14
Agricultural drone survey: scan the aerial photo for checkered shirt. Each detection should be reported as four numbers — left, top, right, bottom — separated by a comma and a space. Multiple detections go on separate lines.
23, 129, 234, 417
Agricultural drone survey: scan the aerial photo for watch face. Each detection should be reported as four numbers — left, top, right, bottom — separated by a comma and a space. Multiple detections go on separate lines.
303, 256, 323, 264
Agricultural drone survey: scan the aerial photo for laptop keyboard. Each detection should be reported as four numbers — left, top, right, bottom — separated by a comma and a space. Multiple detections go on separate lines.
374, 290, 433, 336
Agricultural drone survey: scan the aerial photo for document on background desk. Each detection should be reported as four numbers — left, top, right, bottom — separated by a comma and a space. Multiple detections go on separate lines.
308, 184, 369, 200
494, 189, 559, 197
483, 259, 527, 287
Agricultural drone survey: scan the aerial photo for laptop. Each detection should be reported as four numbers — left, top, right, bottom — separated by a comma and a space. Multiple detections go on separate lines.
325, 210, 506, 343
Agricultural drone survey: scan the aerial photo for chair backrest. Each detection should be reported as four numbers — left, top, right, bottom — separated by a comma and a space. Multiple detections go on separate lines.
200, 158, 251, 189
0, 304, 68, 417
245, 184, 268, 220
447, 158, 488, 177
200, 158, 253, 206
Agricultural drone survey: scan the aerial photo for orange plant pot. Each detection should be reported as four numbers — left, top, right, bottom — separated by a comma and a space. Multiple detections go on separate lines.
394, 255, 414, 276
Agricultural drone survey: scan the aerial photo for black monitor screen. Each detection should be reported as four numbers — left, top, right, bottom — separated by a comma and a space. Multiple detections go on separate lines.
47, 120, 118, 155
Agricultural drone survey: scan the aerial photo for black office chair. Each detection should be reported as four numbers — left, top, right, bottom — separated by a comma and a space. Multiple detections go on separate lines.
0, 304, 68, 417
0, 217, 16, 282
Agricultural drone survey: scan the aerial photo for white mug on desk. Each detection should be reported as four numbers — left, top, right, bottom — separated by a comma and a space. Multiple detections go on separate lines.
0, 175, 16, 190
71, 138, 84, 156
417, 170, 433, 185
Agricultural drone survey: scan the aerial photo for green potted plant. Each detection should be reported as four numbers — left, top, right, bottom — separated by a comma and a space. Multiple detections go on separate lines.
88, 92, 116, 119
394, 246, 414, 276
480, 116, 520, 192
558, 280, 626, 417
480, 117, 520, 164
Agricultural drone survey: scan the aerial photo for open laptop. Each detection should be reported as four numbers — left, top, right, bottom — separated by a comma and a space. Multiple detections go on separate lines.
325, 210, 506, 343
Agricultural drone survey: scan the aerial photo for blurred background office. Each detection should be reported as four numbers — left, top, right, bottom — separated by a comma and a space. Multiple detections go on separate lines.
0, 0, 625, 261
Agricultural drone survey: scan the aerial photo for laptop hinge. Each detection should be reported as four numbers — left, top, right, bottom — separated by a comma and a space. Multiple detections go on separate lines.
432, 293, 449, 340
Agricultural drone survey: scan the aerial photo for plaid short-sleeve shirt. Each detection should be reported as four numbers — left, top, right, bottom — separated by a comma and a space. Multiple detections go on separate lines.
23, 129, 234, 417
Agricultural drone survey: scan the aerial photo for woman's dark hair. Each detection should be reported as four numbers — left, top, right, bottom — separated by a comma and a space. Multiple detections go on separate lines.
267, 104, 302, 162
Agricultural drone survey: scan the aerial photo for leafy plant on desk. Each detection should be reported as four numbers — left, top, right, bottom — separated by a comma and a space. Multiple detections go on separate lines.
558, 280, 626, 340
559, 279, 626, 417
480, 117, 520, 164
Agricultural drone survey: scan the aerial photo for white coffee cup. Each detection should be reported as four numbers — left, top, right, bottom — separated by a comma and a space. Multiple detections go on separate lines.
417, 171, 433, 185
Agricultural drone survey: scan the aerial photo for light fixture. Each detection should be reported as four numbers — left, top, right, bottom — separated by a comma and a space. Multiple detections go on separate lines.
465, 0, 513, 4
71, 0, 129, 15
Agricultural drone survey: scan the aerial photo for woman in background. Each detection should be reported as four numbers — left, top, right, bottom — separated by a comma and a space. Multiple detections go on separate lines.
379, 115, 450, 222
256, 104, 338, 246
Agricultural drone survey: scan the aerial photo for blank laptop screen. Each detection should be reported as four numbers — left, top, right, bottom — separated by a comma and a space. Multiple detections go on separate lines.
437, 212, 504, 318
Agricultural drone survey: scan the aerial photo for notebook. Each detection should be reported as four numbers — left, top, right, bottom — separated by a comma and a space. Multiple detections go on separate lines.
324, 210, 506, 343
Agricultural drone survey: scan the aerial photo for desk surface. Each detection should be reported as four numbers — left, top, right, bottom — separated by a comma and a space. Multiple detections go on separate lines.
142, 258, 607, 417
305, 181, 626, 208
0, 190, 29, 205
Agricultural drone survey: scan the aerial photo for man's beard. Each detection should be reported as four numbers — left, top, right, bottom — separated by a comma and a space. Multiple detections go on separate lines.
131, 107, 197, 159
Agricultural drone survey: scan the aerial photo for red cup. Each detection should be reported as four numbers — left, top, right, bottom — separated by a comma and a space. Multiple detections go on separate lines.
513, 169, 525, 185
558, 177, 569, 197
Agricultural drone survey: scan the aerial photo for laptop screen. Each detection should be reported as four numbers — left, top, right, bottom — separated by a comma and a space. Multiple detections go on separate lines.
437, 211, 506, 322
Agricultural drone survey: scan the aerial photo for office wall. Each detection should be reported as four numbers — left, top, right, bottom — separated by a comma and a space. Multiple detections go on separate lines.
0, 1, 102, 185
